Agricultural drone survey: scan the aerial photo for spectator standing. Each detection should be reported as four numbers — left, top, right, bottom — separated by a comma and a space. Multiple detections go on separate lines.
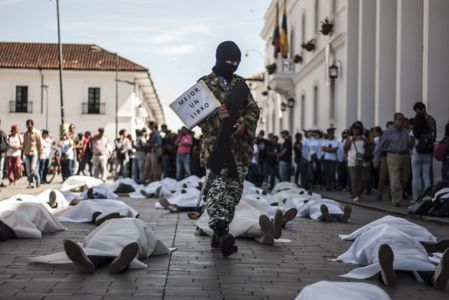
39, 130, 52, 183
336, 130, 349, 191
321, 128, 339, 191
309, 130, 322, 188
246, 140, 260, 185
410, 113, 433, 203
114, 129, 132, 179
374, 113, 411, 206
59, 132, 74, 181
22, 119, 42, 188
133, 129, 147, 183
293, 132, 303, 186
277, 130, 292, 182
266, 135, 280, 189
91, 128, 108, 181
79, 131, 93, 176
0, 120, 8, 188
146, 122, 163, 182
345, 121, 368, 202
301, 130, 312, 190
413, 102, 437, 142
68, 124, 78, 175
6, 125, 22, 185
175, 127, 193, 180
256, 130, 270, 185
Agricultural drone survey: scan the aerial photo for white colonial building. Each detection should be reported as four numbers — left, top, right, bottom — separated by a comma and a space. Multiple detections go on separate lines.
260, 0, 449, 138
0, 42, 164, 139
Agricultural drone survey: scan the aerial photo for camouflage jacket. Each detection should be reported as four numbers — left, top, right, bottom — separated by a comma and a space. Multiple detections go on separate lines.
197, 72, 260, 168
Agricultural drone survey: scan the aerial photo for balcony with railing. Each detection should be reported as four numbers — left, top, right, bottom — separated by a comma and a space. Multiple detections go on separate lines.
9, 101, 33, 113
82, 102, 106, 115
267, 58, 295, 97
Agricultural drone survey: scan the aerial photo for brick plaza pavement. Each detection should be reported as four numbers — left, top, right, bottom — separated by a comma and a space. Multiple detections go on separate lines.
0, 193, 449, 299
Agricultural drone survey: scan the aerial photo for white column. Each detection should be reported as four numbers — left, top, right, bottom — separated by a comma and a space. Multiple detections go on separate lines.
357, 0, 376, 127
344, 0, 359, 128
375, 0, 397, 127
396, 0, 423, 115
423, 0, 449, 138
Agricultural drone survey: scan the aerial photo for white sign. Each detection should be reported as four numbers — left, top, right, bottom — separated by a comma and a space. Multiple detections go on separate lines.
169, 80, 221, 129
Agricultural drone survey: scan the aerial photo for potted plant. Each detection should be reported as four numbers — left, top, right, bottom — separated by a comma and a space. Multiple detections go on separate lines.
301, 39, 316, 52
320, 17, 334, 35
293, 54, 303, 64
266, 63, 277, 74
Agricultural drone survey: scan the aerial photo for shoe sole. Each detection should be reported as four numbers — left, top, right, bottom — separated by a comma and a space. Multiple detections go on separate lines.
158, 198, 170, 209
320, 204, 332, 222
273, 210, 283, 239
423, 240, 449, 254
282, 208, 298, 228
63, 240, 95, 274
220, 233, 236, 257
94, 212, 121, 226
378, 244, 396, 287
340, 205, 352, 223
49, 190, 57, 208
167, 205, 180, 213
258, 215, 274, 245
433, 249, 449, 289
108, 242, 139, 273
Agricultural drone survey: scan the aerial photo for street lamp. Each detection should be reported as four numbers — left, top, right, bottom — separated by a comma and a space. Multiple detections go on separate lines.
287, 98, 295, 109
281, 102, 287, 112
329, 63, 339, 79
54, 0, 65, 127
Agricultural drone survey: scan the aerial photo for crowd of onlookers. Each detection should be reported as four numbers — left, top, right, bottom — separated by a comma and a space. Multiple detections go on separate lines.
248, 102, 449, 207
0, 119, 205, 190
1, 102, 448, 208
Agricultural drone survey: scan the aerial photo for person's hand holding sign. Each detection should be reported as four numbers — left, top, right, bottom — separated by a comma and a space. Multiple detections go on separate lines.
218, 105, 230, 120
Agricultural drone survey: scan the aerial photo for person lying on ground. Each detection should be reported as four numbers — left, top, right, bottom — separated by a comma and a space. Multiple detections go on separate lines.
58, 199, 139, 225
6, 189, 69, 210
295, 281, 391, 300
298, 198, 352, 223
336, 223, 449, 289
29, 218, 169, 273
0, 201, 65, 242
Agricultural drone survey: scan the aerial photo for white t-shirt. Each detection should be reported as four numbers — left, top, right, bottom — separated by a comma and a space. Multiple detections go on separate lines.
347, 139, 366, 167
251, 144, 259, 164
322, 139, 339, 161
7, 134, 22, 157
41, 137, 52, 159
61, 140, 74, 160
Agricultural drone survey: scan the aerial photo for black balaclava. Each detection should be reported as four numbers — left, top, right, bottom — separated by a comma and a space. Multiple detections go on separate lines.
212, 41, 241, 82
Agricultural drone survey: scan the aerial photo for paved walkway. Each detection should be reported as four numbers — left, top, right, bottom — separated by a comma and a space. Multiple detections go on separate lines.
1, 192, 448, 299
320, 189, 449, 226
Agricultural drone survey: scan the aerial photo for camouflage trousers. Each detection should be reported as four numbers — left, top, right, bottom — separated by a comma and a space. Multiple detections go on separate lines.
205, 166, 248, 230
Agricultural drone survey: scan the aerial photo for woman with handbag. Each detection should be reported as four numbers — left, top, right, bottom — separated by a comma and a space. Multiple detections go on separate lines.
344, 121, 369, 202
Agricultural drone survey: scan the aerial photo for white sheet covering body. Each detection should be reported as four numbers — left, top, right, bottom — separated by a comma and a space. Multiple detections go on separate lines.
338, 215, 437, 243
197, 199, 266, 237
0, 201, 65, 238
295, 281, 391, 300
29, 218, 169, 269
60, 176, 104, 192
155, 188, 201, 209
298, 198, 343, 220
38, 189, 70, 208
337, 224, 436, 279
58, 199, 138, 223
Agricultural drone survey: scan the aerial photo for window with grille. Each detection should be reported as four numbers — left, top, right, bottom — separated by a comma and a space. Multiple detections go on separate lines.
15, 86, 28, 112
88, 87, 101, 114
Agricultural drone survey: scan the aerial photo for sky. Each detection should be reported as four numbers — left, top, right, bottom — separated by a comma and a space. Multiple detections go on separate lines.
0, 0, 270, 130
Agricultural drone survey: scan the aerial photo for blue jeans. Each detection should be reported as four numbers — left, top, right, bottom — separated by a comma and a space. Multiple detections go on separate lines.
412, 152, 432, 201
279, 160, 290, 182
25, 154, 40, 185
39, 158, 49, 183
133, 156, 145, 183
176, 153, 191, 181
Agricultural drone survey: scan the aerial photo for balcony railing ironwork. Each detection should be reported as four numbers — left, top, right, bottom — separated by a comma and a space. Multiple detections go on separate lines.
82, 102, 106, 115
9, 100, 32, 113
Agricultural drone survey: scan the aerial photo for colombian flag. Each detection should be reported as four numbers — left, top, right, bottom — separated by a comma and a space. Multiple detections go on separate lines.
280, 1, 289, 58
272, 3, 280, 58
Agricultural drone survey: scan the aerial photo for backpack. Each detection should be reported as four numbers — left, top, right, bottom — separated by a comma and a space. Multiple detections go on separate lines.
415, 132, 434, 154
407, 185, 434, 215
428, 190, 449, 217
433, 142, 448, 161
0, 130, 10, 153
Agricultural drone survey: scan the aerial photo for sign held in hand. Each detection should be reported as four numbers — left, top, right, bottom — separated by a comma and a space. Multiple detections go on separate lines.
169, 81, 221, 130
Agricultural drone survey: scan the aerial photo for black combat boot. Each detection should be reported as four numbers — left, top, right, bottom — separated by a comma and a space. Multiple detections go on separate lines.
211, 219, 237, 257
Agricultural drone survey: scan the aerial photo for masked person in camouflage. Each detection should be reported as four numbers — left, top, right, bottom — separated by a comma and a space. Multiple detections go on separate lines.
197, 41, 260, 257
